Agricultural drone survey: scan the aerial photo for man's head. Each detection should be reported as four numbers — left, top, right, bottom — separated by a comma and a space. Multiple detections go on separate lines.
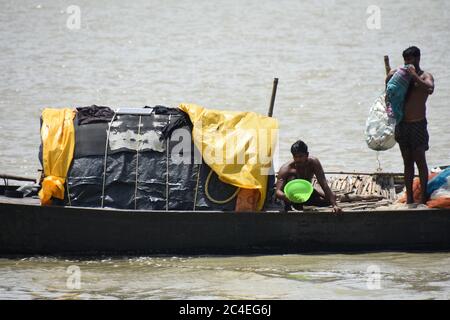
403, 46, 421, 69
291, 140, 309, 165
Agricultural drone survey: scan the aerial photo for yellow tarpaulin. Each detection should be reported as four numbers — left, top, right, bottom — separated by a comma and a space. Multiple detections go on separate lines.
179, 103, 278, 210
38, 108, 75, 205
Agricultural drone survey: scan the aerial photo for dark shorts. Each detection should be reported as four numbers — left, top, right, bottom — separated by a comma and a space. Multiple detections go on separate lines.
394, 119, 429, 151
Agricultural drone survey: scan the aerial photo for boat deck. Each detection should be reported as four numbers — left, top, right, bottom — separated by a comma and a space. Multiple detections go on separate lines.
0, 195, 40, 206
0, 194, 431, 213
0, 171, 430, 213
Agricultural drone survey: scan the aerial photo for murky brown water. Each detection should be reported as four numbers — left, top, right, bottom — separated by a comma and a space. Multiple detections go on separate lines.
0, 0, 449, 175
0, 0, 449, 299
1, 253, 449, 299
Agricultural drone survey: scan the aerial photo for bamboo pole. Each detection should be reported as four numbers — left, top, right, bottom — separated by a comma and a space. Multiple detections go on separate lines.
0, 173, 36, 183
268, 78, 279, 117
324, 171, 413, 176
384, 55, 391, 76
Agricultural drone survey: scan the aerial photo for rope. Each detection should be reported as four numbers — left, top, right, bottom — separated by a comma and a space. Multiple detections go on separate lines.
205, 168, 240, 204
193, 163, 202, 211
66, 180, 72, 206
101, 112, 117, 208
376, 151, 382, 172
134, 115, 142, 210
165, 114, 171, 211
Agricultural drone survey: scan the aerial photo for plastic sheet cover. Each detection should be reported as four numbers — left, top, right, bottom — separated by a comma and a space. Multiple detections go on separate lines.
65, 108, 239, 211
179, 103, 279, 210
39, 108, 75, 205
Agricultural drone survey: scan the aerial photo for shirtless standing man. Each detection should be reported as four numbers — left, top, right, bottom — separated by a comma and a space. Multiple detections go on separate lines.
275, 140, 342, 212
386, 46, 435, 204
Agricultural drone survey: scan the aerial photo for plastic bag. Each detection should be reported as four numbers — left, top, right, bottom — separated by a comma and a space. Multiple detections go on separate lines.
386, 66, 412, 123
365, 92, 397, 151
429, 174, 450, 199
428, 174, 450, 209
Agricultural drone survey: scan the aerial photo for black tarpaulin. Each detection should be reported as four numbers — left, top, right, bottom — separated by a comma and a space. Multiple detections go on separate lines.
63, 106, 239, 210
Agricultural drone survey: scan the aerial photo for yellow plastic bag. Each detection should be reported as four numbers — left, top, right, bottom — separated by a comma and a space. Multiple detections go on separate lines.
38, 108, 75, 205
179, 103, 278, 210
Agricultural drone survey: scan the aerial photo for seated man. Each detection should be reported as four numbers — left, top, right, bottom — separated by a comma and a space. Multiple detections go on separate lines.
275, 140, 342, 212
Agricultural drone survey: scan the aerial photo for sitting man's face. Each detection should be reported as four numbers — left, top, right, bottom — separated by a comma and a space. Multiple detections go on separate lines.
293, 153, 308, 166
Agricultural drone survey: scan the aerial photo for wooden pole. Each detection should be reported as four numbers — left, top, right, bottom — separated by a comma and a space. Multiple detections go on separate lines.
266, 78, 278, 205
384, 55, 391, 75
267, 78, 278, 117
323, 171, 420, 177
0, 173, 36, 183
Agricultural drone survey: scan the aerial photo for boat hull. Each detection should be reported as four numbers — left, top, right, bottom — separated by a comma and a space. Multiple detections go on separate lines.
1, 200, 449, 255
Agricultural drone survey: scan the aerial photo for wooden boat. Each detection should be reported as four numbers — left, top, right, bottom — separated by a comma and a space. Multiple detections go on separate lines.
1, 170, 449, 256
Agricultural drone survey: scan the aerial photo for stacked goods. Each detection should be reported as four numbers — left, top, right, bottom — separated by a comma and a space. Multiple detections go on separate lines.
397, 169, 450, 208
312, 173, 400, 210
313, 174, 399, 200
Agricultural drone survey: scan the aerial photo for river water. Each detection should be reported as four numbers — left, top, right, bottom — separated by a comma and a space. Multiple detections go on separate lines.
0, 0, 449, 299
1, 253, 449, 300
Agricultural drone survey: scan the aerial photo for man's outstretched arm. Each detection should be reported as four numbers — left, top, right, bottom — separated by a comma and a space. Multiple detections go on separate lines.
314, 160, 342, 213
275, 166, 291, 204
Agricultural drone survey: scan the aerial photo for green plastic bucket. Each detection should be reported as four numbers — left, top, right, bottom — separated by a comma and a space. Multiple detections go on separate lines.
283, 179, 314, 203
